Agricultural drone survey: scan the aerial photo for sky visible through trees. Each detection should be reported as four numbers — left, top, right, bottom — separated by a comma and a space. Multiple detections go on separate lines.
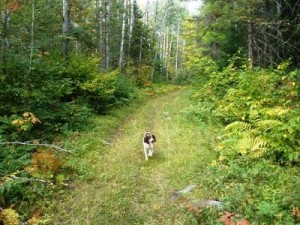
137, 0, 202, 15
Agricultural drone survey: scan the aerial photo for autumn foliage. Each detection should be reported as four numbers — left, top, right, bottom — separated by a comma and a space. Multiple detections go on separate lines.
25, 149, 62, 178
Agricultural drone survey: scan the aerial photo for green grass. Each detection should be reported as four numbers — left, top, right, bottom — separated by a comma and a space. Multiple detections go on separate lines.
45, 87, 221, 224
42, 86, 300, 225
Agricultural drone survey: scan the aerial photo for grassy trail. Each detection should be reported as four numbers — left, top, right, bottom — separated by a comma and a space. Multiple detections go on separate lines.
52, 88, 218, 225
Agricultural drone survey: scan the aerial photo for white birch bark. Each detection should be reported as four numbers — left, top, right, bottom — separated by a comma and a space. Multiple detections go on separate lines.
119, 0, 127, 71
101, 0, 110, 70
175, 22, 180, 79
127, 0, 134, 58
62, 0, 70, 60
247, 19, 254, 68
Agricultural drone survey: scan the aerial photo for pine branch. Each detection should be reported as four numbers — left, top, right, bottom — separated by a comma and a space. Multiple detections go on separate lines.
0, 142, 75, 154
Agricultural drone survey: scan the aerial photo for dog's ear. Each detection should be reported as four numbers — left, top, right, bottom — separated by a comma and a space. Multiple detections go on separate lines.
152, 135, 156, 142
144, 135, 150, 144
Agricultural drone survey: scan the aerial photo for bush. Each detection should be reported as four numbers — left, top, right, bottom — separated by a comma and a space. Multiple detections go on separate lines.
80, 70, 138, 113
0, 54, 141, 222
187, 61, 300, 223
191, 61, 300, 164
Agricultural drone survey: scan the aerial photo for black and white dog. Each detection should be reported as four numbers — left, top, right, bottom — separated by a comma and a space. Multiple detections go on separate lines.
143, 132, 156, 160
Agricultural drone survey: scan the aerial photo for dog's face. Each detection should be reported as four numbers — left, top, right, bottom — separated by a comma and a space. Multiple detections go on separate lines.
144, 132, 156, 144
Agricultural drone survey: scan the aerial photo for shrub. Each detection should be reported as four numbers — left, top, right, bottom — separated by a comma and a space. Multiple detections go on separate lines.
80, 70, 138, 113
191, 61, 300, 164
188, 61, 300, 223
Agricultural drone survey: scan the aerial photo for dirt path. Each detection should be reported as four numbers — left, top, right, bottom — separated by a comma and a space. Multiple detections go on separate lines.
52, 89, 217, 225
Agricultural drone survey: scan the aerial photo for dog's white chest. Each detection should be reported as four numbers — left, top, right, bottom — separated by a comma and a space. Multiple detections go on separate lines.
143, 142, 153, 149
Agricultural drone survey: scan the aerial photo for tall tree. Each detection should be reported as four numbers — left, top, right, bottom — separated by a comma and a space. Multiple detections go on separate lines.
197, 0, 300, 68
119, 0, 127, 71
29, 0, 35, 69
0, 1, 13, 70
62, 0, 70, 60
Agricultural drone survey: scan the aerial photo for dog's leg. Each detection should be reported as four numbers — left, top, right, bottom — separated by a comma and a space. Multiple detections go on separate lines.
144, 148, 149, 160
148, 147, 153, 157
148, 143, 154, 157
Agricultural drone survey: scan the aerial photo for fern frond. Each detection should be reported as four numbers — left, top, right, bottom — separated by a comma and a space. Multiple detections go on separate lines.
236, 136, 269, 158
225, 121, 252, 133
249, 137, 269, 158
236, 136, 252, 155
256, 119, 283, 132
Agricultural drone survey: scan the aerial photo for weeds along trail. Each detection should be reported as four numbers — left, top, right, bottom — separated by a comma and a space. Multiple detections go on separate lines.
51, 89, 218, 225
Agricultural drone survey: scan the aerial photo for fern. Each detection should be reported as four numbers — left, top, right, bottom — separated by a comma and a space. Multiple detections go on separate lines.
236, 136, 269, 157
225, 121, 252, 133
256, 119, 283, 132
249, 137, 269, 158
221, 120, 272, 159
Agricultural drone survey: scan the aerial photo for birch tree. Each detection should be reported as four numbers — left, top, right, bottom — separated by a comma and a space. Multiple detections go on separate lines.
62, 0, 70, 60
127, 0, 134, 59
101, 0, 110, 70
119, 0, 127, 71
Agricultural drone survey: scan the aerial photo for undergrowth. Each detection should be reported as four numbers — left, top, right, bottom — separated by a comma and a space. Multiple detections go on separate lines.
183, 60, 300, 224
0, 81, 180, 224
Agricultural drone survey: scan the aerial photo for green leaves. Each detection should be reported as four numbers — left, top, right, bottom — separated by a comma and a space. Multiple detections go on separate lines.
193, 64, 300, 163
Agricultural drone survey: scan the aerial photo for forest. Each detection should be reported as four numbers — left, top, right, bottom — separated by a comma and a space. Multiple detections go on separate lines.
0, 0, 299, 224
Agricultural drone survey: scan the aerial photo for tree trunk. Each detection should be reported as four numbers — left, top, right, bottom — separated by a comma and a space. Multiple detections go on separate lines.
119, 0, 127, 71
62, 0, 70, 60
1, 2, 10, 70
175, 22, 180, 79
95, 0, 101, 54
127, 0, 134, 59
101, 0, 110, 70
247, 19, 254, 68
29, 0, 35, 70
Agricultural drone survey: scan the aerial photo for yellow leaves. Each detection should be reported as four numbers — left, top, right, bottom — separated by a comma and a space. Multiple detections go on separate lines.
0, 208, 20, 225
0, 207, 40, 225
210, 160, 217, 166
265, 107, 290, 117
277, 61, 290, 70
11, 119, 24, 126
25, 215, 41, 225
11, 112, 41, 131
0, 171, 19, 186
30, 117, 41, 125
23, 112, 41, 124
